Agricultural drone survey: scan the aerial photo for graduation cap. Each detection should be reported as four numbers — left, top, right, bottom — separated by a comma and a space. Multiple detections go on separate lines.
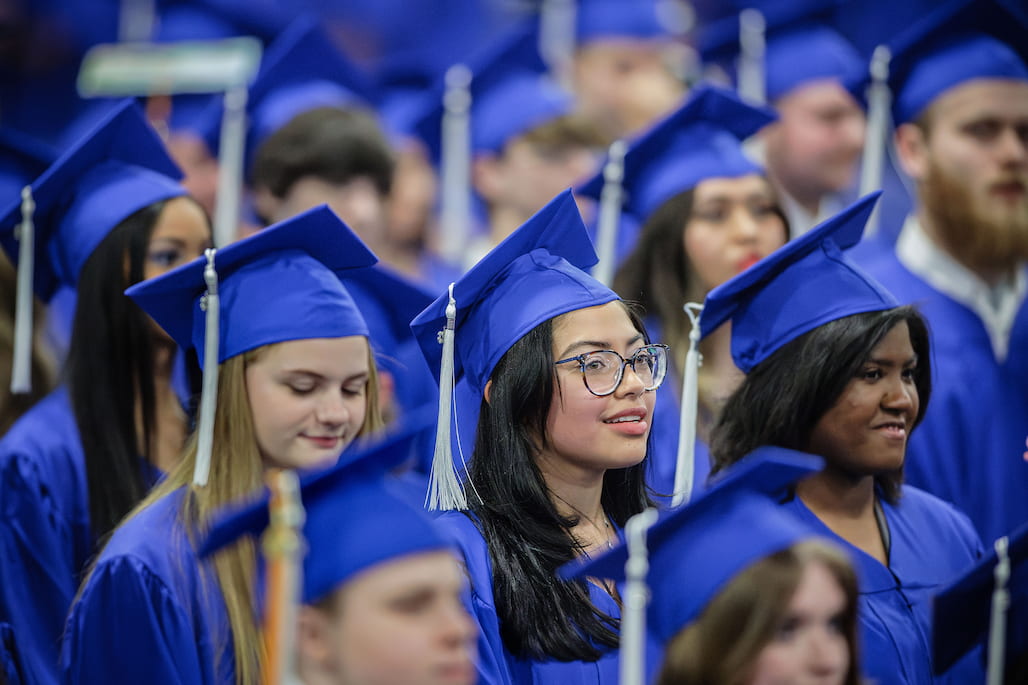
697, 0, 860, 103
700, 191, 895, 373
0, 99, 184, 301
0, 129, 57, 204
560, 446, 825, 644
0, 101, 185, 394
847, 0, 1028, 126
126, 204, 376, 485
933, 521, 1028, 678
576, 0, 683, 45
198, 15, 376, 170
410, 189, 618, 510
199, 410, 450, 605
577, 84, 775, 223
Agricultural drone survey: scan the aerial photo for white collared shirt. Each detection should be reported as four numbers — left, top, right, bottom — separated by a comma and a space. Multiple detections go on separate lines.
896, 215, 1027, 362
778, 188, 844, 239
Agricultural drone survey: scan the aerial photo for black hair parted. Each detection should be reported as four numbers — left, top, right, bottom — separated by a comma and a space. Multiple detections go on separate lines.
467, 302, 653, 661
709, 306, 931, 505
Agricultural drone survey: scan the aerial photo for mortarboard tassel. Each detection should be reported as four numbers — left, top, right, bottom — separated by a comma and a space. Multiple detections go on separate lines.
986, 535, 1011, 685
592, 139, 627, 287
427, 283, 467, 511
858, 45, 892, 238
194, 248, 221, 487
672, 303, 703, 507
737, 9, 767, 105
213, 85, 248, 248
262, 468, 306, 685
440, 65, 473, 270
540, 0, 577, 91
11, 187, 35, 395
619, 507, 660, 685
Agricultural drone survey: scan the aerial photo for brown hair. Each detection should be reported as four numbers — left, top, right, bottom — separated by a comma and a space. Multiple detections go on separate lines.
82, 340, 383, 685
657, 540, 861, 685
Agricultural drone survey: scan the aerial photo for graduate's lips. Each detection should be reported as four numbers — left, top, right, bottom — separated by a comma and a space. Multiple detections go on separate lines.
737, 253, 763, 272
302, 434, 343, 449
602, 407, 649, 435
991, 178, 1026, 199
435, 657, 476, 684
871, 419, 907, 441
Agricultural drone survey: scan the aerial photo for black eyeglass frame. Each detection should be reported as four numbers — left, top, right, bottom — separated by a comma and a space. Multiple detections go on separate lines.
553, 343, 670, 397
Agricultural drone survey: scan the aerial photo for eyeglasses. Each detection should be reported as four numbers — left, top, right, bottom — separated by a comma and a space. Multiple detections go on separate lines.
554, 344, 669, 397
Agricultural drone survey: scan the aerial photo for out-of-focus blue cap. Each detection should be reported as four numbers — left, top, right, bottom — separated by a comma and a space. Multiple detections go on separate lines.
700, 192, 896, 372
0, 129, 57, 207
577, 84, 774, 221
698, 1, 861, 101
410, 189, 617, 396
404, 20, 566, 164
199, 412, 451, 604
126, 205, 375, 368
561, 446, 824, 643
0, 100, 185, 301
853, 0, 1028, 124
932, 520, 1028, 675
472, 72, 574, 155
199, 15, 375, 168
343, 264, 434, 354
576, 0, 680, 44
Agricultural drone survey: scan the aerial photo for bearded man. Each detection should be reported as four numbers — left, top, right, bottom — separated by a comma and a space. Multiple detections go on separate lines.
852, 0, 1028, 543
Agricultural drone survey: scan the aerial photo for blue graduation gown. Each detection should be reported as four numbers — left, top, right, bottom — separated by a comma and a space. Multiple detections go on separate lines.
646, 377, 712, 504
781, 486, 985, 684
1, 623, 26, 685
437, 512, 621, 684
0, 389, 90, 685
61, 488, 233, 685
853, 248, 1028, 543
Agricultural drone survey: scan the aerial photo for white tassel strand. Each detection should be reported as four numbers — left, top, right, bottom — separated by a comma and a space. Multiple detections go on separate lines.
592, 139, 627, 287
427, 283, 467, 511
737, 9, 766, 105
987, 535, 1011, 685
194, 248, 220, 487
859, 45, 892, 237
619, 508, 659, 685
672, 302, 703, 507
11, 186, 35, 395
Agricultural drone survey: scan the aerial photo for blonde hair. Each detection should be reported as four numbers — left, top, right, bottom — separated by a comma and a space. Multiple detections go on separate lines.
84, 338, 383, 685
656, 540, 861, 685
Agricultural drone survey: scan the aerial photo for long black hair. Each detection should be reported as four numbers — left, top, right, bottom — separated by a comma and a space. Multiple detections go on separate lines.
709, 306, 932, 504
467, 302, 653, 661
67, 200, 196, 541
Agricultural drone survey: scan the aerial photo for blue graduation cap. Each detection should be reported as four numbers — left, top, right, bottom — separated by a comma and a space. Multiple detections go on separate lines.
577, 84, 775, 222
126, 204, 375, 485
126, 204, 374, 368
410, 189, 618, 510
700, 191, 895, 372
560, 446, 825, 644
343, 264, 434, 357
850, 0, 1028, 125
0, 100, 185, 300
199, 412, 451, 605
472, 72, 574, 155
697, 1, 861, 102
576, 0, 681, 44
933, 521, 1028, 677
199, 15, 376, 169
0, 129, 57, 205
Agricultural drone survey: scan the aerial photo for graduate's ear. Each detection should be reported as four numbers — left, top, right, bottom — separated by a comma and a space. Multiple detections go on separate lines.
895, 122, 930, 182
483, 379, 492, 406
295, 604, 337, 675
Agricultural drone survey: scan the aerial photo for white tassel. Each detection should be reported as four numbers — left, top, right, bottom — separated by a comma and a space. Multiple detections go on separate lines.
440, 65, 473, 269
986, 535, 1011, 685
619, 507, 659, 685
539, 0, 576, 91
10, 186, 34, 395
213, 84, 248, 249
859, 45, 892, 237
737, 8, 766, 105
194, 248, 220, 487
672, 303, 703, 507
427, 283, 467, 510
592, 139, 627, 288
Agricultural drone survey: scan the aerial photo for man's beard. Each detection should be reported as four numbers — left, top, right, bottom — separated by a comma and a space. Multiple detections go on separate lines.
921, 160, 1028, 277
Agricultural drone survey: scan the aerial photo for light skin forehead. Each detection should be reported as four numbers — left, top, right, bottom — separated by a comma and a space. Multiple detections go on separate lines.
255, 336, 370, 378
692, 174, 774, 203
552, 301, 643, 358
775, 78, 860, 113
923, 78, 1028, 127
